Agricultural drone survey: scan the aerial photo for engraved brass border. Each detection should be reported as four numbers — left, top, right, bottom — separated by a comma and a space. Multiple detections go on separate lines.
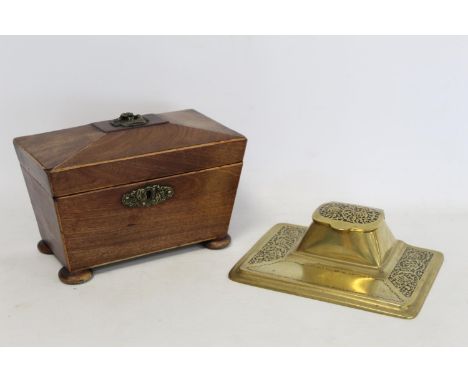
229, 223, 444, 319
230, 201, 444, 319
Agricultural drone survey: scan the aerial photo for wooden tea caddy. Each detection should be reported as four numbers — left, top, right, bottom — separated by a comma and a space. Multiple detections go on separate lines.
14, 110, 247, 284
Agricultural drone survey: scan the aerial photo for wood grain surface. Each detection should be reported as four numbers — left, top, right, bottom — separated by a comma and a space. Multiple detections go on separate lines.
49, 138, 246, 196
14, 109, 246, 274
20, 166, 68, 267
57, 163, 243, 271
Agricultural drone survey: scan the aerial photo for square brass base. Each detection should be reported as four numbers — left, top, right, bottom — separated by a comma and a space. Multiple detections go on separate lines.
229, 224, 443, 319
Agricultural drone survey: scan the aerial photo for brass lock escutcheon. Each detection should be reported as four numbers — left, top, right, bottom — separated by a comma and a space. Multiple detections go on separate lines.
122, 184, 174, 208
111, 112, 149, 128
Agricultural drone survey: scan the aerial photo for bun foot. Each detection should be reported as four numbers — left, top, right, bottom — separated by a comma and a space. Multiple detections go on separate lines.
37, 240, 53, 255
203, 234, 231, 250
58, 267, 93, 285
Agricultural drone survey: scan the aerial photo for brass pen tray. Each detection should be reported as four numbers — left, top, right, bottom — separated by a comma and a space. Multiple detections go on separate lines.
229, 202, 443, 319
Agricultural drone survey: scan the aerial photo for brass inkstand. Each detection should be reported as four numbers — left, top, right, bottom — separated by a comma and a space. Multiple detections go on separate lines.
230, 202, 443, 318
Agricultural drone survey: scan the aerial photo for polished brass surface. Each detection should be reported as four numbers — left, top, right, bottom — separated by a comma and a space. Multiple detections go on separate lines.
229, 202, 443, 319
121, 184, 174, 208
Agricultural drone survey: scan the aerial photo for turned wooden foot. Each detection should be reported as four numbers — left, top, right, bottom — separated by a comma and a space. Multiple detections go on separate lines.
58, 267, 93, 285
203, 234, 231, 250
37, 240, 53, 255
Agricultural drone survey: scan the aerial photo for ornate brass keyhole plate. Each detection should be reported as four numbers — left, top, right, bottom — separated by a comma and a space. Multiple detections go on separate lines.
122, 184, 174, 208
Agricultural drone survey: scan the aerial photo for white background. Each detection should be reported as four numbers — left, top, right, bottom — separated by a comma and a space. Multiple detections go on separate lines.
1, 36, 467, 346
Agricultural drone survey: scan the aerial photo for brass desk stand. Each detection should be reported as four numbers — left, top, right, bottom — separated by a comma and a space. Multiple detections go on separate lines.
230, 202, 443, 319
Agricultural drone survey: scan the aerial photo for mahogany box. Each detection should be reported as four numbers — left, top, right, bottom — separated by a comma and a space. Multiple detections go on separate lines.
14, 110, 247, 284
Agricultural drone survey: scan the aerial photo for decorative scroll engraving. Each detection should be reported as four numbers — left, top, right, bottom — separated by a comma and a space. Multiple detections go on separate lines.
388, 247, 434, 298
248, 225, 306, 265
122, 184, 174, 208
318, 202, 381, 225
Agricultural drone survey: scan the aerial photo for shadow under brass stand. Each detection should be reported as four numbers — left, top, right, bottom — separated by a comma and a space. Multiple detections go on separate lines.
230, 202, 443, 319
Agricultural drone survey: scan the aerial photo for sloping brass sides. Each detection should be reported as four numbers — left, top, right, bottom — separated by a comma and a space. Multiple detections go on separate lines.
230, 202, 443, 319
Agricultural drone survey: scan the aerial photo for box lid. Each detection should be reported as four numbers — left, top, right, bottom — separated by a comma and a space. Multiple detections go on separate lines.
14, 109, 247, 197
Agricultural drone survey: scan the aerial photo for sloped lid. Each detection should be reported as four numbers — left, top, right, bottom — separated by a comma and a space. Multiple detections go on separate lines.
15, 109, 244, 171
14, 109, 246, 196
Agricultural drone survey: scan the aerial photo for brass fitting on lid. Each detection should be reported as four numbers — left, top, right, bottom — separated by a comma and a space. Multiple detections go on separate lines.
110, 112, 148, 127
